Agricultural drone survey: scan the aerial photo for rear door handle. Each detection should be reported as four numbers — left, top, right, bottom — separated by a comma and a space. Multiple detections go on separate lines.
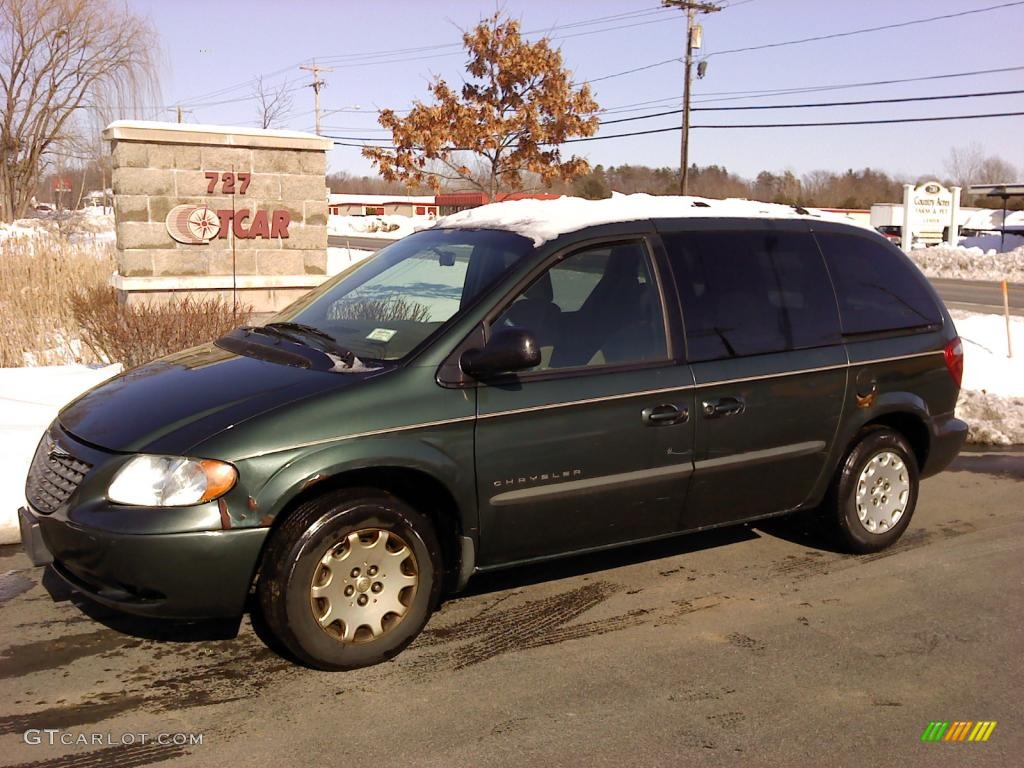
702, 396, 745, 418
642, 403, 688, 426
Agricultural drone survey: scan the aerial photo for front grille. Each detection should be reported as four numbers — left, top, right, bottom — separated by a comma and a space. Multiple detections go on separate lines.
25, 432, 92, 515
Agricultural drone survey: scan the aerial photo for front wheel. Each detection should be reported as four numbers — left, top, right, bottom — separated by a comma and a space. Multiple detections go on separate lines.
824, 427, 919, 554
257, 488, 442, 670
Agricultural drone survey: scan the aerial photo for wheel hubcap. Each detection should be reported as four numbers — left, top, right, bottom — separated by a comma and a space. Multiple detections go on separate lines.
855, 450, 910, 534
309, 529, 418, 643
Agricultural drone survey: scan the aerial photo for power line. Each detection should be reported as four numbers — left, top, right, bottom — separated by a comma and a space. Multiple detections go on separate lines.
324, 110, 1024, 149
599, 88, 1024, 124
566, 111, 1024, 141
706, 1, 1024, 57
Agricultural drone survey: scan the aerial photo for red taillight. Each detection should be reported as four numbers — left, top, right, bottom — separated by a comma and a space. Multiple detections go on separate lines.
944, 336, 964, 387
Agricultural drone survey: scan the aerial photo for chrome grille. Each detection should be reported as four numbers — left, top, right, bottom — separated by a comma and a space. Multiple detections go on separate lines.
25, 432, 91, 515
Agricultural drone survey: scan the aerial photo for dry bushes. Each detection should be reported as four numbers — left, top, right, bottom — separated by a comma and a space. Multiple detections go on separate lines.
0, 234, 114, 366
1, 232, 248, 369
71, 287, 250, 370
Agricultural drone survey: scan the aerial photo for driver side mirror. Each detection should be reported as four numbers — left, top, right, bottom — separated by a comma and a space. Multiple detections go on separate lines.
460, 328, 540, 378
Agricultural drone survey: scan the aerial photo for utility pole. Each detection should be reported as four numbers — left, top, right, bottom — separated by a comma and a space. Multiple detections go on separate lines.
300, 60, 335, 135
175, 105, 193, 124
663, 0, 720, 196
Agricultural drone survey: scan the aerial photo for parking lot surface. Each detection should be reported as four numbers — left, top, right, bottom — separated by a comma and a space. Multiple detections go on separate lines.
0, 449, 1021, 767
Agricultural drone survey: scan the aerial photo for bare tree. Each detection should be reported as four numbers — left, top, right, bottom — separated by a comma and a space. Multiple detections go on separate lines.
253, 75, 293, 130
977, 156, 1017, 184
0, 0, 160, 222
944, 143, 986, 191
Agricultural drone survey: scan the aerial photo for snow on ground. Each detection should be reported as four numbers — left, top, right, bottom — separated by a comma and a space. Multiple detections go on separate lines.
327, 214, 420, 239
910, 243, 1024, 283
952, 310, 1024, 445
0, 364, 122, 544
327, 246, 375, 275
0, 212, 115, 244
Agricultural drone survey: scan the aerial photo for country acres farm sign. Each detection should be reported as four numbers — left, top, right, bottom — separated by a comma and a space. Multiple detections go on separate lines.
900, 180, 960, 250
165, 171, 291, 245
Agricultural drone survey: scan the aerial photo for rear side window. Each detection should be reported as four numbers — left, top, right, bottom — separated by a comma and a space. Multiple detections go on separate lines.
815, 232, 941, 334
662, 230, 841, 361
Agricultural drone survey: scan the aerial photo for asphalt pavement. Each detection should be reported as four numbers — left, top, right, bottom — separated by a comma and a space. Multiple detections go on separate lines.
0, 449, 1021, 767
930, 278, 1024, 315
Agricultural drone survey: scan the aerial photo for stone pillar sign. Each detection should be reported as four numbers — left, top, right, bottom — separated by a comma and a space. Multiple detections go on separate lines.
102, 121, 331, 312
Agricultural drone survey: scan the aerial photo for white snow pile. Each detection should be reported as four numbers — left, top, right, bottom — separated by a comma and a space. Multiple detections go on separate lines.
0, 212, 115, 244
910, 243, 1024, 283
327, 246, 375, 275
952, 310, 1024, 445
0, 364, 122, 544
327, 214, 416, 239
437, 193, 871, 246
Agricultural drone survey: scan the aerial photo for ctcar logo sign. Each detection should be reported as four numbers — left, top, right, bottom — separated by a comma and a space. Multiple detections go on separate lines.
165, 205, 291, 245
166, 205, 221, 244
164, 171, 292, 245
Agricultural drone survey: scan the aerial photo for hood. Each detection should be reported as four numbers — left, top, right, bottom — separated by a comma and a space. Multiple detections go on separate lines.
59, 343, 381, 454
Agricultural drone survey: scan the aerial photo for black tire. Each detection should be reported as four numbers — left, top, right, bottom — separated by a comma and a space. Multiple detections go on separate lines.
257, 487, 442, 671
824, 427, 920, 554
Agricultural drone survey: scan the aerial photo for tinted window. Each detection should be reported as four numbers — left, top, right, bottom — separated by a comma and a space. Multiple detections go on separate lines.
663, 230, 841, 361
816, 232, 941, 334
494, 240, 668, 370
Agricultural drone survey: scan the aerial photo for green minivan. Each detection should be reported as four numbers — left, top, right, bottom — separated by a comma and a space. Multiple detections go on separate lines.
19, 196, 967, 670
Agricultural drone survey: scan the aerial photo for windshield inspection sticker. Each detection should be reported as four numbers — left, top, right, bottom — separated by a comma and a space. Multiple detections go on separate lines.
366, 328, 397, 342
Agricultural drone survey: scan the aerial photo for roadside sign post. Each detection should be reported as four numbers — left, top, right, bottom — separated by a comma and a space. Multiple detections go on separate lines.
1005, 280, 1014, 358
901, 184, 914, 253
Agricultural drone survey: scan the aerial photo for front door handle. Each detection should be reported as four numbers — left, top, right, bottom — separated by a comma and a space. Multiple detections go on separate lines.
702, 396, 745, 418
642, 403, 688, 426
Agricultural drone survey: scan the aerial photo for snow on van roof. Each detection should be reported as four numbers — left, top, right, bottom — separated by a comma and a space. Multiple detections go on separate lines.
435, 193, 871, 246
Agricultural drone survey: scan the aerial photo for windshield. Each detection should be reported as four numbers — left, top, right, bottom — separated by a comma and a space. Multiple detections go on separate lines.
271, 228, 534, 360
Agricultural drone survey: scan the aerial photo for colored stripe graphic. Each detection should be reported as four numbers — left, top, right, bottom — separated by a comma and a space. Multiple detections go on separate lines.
945, 721, 972, 741
922, 720, 996, 742
968, 721, 997, 742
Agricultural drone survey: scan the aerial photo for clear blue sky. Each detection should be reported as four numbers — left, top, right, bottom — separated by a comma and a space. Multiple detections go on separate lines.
130, 0, 1024, 182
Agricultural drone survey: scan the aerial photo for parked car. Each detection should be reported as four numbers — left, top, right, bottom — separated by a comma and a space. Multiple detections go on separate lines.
876, 225, 901, 244
19, 197, 967, 670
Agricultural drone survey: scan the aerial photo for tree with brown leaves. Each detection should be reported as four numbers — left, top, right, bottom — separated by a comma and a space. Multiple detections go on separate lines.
0, 0, 159, 222
363, 14, 599, 199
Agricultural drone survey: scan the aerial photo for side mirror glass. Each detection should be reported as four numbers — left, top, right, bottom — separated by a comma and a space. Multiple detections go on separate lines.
460, 328, 540, 378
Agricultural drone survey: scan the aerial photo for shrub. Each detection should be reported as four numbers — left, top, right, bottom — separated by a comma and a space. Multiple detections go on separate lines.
71, 286, 250, 370
0, 234, 114, 366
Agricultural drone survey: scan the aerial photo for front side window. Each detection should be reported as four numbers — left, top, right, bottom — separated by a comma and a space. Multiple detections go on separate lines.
493, 240, 669, 371
815, 232, 942, 334
662, 229, 841, 362
277, 228, 533, 360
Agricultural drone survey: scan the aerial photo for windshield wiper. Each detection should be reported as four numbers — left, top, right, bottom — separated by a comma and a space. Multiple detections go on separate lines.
257, 322, 356, 367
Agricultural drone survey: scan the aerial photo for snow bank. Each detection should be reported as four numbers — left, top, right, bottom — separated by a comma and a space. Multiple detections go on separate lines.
0, 364, 122, 544
327, 246, 375, 275
0, 212, 115, 244
437, 194, 872, 246
951, 310, 1024, 445
327, 214, 418, 239
910, 244, 1024, 283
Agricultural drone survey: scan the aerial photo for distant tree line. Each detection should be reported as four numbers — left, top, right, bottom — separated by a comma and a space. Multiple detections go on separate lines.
568, 145, 1021, 210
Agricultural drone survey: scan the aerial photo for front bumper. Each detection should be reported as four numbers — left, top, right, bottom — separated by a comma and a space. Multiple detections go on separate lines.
922, 413, 969, 478
22, 504, 267, 619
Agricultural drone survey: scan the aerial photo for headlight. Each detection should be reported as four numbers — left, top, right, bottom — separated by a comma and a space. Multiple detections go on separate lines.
107, 455, 237, 507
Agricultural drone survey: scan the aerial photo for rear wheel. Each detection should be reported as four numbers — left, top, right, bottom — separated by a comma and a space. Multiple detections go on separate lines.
258, 488, 442, 670
825, 427, 919, 554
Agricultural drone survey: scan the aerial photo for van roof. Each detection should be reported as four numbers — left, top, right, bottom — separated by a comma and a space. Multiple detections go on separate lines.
435, 193, 871, 246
